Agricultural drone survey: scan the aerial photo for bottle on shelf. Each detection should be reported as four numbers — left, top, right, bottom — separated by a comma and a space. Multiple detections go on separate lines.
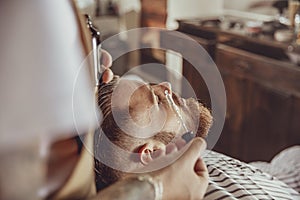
289, 0, 300, 27
293, 2, 300, 44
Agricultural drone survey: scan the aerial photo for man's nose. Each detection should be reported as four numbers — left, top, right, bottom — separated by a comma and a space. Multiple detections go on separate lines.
159, 82, 172, 93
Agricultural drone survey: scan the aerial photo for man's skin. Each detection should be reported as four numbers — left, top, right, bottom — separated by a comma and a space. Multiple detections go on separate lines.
46, 50, 210, 200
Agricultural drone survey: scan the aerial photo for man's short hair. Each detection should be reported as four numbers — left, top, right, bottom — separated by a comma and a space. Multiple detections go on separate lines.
94, 76, 129, 190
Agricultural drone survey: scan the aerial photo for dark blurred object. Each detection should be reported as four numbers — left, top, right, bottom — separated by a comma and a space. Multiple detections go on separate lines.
262, 20, 289, 35
272, 0, 288, 15
249, 0, 289, 25
287, 43, 300, 65
95, 0, 102, 17
107, 0, 118, 16
200, 19, 222, 28
249, 0, 288, 14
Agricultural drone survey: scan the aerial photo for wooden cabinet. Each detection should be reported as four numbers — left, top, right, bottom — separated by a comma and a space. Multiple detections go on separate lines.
181, 34, 216, 108
159, 30, 216, 106
175, 20, 218, 108
216, 44, 300, 162
141, 0, 167, 28
140, 0, 167, 65
176, 19, 300, 162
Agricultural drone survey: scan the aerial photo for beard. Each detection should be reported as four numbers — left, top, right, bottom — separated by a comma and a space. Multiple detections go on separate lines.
185, 98, 213, 138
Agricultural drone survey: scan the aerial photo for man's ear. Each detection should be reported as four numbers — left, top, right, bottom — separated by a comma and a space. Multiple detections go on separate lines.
138, 144, 154, 165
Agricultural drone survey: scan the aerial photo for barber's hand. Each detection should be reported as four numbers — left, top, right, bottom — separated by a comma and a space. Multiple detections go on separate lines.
101, 49, 114, 83
149, 138, 209, 200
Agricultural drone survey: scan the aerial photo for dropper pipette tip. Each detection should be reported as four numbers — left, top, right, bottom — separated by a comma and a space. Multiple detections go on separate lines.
164, 90, 195, 142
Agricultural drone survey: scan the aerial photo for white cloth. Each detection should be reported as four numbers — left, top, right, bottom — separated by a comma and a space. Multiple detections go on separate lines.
250, 146, 300, 193
0, 1, 97, 150
203, 150, 300, 199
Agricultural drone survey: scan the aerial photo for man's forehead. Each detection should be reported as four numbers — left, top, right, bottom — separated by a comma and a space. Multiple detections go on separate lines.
111, 79, 151, 108
119, 79, 147, 90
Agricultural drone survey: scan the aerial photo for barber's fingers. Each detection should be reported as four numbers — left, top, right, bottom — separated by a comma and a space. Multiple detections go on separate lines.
101, 68, 114, 83
166, 143, 177, 154
152, 137, 205, 161
101, 49, 112, 68
174, 138, 187, 150
100, 49, 114, 83
162, 138, 185, 156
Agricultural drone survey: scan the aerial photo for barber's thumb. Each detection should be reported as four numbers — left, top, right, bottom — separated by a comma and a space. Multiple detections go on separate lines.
101, 49, 112, 68
101, 68, 114, 83
181, 137, 207, 164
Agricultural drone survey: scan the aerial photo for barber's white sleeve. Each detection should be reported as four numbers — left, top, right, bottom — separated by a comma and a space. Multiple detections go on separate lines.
0, 1, 97, 149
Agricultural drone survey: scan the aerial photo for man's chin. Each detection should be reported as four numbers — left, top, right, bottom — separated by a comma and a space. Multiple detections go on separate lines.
185, 98, 213, 138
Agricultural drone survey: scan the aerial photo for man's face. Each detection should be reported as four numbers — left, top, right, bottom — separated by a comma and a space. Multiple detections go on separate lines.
95, 77, 213, 189
111, 79, 212, 141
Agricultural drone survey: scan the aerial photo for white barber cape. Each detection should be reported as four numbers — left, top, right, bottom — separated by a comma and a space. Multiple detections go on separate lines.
0, 1, 97, 199
0, 0, 96, 149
